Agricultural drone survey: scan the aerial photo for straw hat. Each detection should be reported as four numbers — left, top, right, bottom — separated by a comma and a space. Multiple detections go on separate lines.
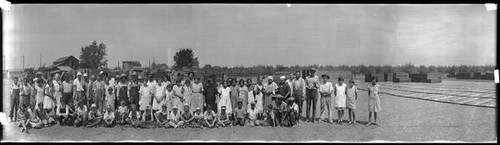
221, 106, 226, 110
267, 76, 273, 80
83, 73, 88, 77
173, 105, 178, 109
196, 107, 201, 110
77, 72, 82, 76
280, 76, 286, 80
91, 104, 97, 108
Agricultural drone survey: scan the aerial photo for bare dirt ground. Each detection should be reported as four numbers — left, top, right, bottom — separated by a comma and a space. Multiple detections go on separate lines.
2, 79, 497, 142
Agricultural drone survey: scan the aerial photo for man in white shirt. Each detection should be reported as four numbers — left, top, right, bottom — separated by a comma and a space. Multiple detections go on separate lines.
247, 102, 260, 127
319, 75, 334, 124
73, 72, 85, 108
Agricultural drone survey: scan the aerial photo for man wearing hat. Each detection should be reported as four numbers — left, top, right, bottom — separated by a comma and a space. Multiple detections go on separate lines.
305, 68, 320, 123
276, 75, 291, 107
9, 77, 21, 122
319, 74, 334, 124
232, 98, 246, 126
92, 72, 106, 112
128, 72, 141, 109
62, 72, 73, 107
116, 74, 129, 107
86, 103, 102, 128
263, 75, 278, 113
73, 72, 85, 108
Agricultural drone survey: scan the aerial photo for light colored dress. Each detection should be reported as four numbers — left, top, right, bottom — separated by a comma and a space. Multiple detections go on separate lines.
190, 82, 204, 113
35, 85, 45, 109
153, 84, 166, 110
43, 84, 55, 109
247, 85, 255, 109
368, 84, 382, 112
172, 85, 184, 110
165, 90, 174, 113
139, 85, 152, 111
218, 87, 232, 114
346, 86, 358, 109
52, 80, 63, 106
254, 85, 264, 113
105, 85, 115, 110
183, 85, 193, 107
238, 86, 249, 107
334, 83, 347, 108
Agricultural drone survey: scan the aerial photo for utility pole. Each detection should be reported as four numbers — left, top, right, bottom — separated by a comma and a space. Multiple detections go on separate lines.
39, 53, 42, 68
22, 55, 25, 69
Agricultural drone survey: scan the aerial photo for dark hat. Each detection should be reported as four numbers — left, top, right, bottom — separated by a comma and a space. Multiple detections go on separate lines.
321, 75, 330, 79
221, 106, 226, 110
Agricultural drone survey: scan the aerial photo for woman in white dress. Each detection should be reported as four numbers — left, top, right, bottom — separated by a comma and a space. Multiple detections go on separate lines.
334, 77, 347, 124
35, 79, 45, 110
152, 80, 166, 113
52, 74, 63, 107
183, 80, 193, 109
246, 79, 255, 108
367, 77, 382, 127
254, 79, 264, 113
43, 78, 55, 115
218, 81, 232, 114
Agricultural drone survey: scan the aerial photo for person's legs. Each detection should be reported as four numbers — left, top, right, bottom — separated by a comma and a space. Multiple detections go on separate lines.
305, 89, 312, 121
9, 94, 18, 121
320, 97, 327, 122
374, 112, 378, 125
311, 90, 317, 123
366, 112, 372, 127
352, 109, 356, 124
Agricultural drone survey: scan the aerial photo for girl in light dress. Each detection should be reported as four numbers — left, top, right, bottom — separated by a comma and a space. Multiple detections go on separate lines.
246, 79, 256, 109
238, 79, 249, 109
218, 81, 232, 114
367, 77, 382, 127
334, 77, 347, 124
346, 80, 358, 125
254, 79, 264, 113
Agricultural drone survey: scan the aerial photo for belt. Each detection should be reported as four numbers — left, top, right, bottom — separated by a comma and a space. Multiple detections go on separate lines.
293, 90, 302, 92
193, 92, 202, 93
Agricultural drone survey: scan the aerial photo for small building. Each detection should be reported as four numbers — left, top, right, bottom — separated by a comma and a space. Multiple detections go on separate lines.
52, 55, 79, 70
122, 61, 142, 70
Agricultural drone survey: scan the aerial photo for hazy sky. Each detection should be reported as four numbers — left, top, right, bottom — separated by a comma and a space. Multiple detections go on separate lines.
3, 4, 496, 69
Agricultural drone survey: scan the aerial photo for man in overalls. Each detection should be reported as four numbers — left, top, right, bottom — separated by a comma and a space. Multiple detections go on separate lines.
10, 77, 21, 122
116, 74, 129, 107
128, 72, 140, 110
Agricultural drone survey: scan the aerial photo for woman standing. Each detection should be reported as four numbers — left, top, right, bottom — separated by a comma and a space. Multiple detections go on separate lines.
218, 81, 232, 114
263, 76, 277, 112
229, 79, 239, 113
254, 79, 264, 113
238, 79, 249, 109
35, 79, 45, 110
152, 79, 166, 113
43, 77, 56, 116
246, 79, 255, 108
52, 74, 63, 109
334, 77, 347, 124
191, 78, 204, 113
366, 77, 381, 127
183, 80, 193, 110
203, 79, 218, 113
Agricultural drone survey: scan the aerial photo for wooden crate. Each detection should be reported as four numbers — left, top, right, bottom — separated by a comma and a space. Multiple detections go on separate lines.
384, 73, 394, 82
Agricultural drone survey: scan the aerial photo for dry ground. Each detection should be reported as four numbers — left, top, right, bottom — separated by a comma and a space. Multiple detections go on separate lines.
1, 79, 497, 142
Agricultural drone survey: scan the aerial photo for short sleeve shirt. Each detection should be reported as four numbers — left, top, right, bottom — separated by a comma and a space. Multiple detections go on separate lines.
234, 107, 247, 119
247, 108, 259, 120
74, 79, 84, 91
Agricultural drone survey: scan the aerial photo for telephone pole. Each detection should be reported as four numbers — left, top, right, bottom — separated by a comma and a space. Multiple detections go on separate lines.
22, 55, 25, 69
39, 53, 42, 68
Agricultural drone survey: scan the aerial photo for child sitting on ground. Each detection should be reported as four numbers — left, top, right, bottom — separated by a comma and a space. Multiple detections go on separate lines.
232, 99, 246, 126
138, 106, 156, 128
17, 104, 31, 134
260, 104, 276, 127
192, 107, 204, 128
103, 105, 115, 127
126, 104, 141, 128
74, 101, 88, 127
155, 104, 170, 128
35, 103, 56, 128
168, 105, 184, 128
86, 104, 103, 128
115, 100, 129, 126
247, 102, 260, 127
202, 105, 217, 128
180, 104, 195, 128
217, 106, 231, 127
288, 97, 299, 126
56, 101, 74, 126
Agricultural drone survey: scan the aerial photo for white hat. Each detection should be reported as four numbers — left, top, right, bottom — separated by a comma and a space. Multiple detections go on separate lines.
267, 76, 273, 80
196, 107, 201, 110
184, 103, 189, 107
83, 73, 88, 77
77, 72, 82, 76
280, 76, 286, 80
91, 104, 97, 108
173, 105, 178, 109
99, 71, 104, 75
54, 73, 60, 79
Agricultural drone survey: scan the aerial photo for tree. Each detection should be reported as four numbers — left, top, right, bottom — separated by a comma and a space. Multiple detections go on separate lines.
79, 41, 108, 69
174, 48, 198, 69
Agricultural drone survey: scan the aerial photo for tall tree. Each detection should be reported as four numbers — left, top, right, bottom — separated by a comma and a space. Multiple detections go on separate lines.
174, 48, 198, 69
79, 41, 108, 69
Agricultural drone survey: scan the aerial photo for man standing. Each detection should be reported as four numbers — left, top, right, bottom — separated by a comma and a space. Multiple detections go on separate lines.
9, 77, 21, 122
263, 76, 278, 112
73, 72, 85, 109
191, 77, 204, 113
291, 71, 306, 123
128, 72, 140, 109
93, 72, 106, 112
319, 75, 334, 124
305, 68, 319, 123
62, 75, 73, 107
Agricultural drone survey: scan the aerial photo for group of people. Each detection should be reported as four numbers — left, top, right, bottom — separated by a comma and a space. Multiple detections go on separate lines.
9, 68, 382, 134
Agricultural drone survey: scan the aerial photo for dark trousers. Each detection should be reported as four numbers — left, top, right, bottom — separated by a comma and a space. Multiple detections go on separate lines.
10, 90, 20, 120
306, 89, 317, 122
293, 90, 304, 118
62, 92, 73, 105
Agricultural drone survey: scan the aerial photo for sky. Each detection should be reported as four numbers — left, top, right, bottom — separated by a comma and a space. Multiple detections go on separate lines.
3, 4, 497, 70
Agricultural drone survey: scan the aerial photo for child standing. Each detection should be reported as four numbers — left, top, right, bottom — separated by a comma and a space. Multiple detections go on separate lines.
367, 77, 382, 127
334, 77, 347, 124
165, 84, 174, 113
139, 81, 152, 114
346, 80, 358, 125
105, 82, 115, 111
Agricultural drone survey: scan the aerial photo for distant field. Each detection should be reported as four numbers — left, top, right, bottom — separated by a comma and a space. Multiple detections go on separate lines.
355, 80, 496, 108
